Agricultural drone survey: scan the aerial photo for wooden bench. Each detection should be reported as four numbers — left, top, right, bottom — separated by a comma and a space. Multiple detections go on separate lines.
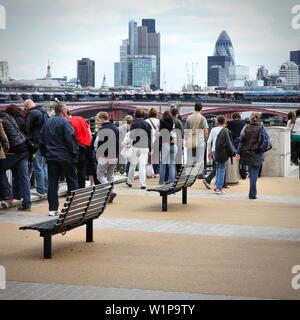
19, 183, 113, 259
147, 162, 202, 212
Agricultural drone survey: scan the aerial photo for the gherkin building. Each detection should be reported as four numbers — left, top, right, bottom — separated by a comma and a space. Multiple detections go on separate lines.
214, 30, 235, 66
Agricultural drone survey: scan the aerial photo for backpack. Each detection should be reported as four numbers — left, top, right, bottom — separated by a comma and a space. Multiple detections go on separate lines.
259, 127, 272, 153
37, 108, 50, 128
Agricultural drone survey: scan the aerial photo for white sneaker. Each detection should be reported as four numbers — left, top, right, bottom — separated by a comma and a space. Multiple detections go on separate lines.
49, 211, 58, 217
0, 201, 9, 209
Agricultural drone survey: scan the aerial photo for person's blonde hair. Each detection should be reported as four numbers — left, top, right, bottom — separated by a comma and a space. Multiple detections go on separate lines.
250, 112, 261, 123
97, 112, 109, 121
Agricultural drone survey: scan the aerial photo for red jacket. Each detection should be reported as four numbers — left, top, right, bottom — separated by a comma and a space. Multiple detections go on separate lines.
69, 116, 92, 147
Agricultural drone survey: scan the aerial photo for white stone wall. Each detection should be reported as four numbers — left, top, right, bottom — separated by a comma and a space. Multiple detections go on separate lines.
262, 127, 291, 177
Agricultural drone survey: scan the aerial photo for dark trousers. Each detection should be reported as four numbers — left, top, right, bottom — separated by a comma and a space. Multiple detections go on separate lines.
0, 159, 6, 201
47, 161, 78, 212
77, 160, 86, 189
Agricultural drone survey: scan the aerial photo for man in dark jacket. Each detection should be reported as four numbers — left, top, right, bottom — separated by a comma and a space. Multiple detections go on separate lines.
25, 99, 50, 196
95, 112, 119, 203
40, 102, 79, 216
0, 111, 32, 211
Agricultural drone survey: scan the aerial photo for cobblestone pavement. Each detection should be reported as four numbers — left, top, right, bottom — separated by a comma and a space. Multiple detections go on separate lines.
0, 281, 261, 300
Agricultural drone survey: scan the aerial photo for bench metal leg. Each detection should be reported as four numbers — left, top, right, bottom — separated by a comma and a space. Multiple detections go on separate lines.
182, 187, 187, 205
43, 234, 52, 259
86, 220, 94, 243
162, 195, 168, 212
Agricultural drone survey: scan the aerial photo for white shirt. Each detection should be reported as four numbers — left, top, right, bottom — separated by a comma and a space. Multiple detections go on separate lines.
288, 118, 300, 134
207, 127, 223, 154
146, 117, 160, 142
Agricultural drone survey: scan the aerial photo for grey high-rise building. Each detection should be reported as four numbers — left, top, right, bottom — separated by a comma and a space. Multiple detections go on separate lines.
142, 19, 156, 33
77, 58, 95, 87
257, 66, 269, 80
290, 50, 300, 74
120, 39, 129, 86
207, 56, 231, 87
147, 32, 161, 89
208, 65, 226, 87
136, 19, 160, 89
0, 61, 9, 84
129, 20, 138, 55
114, 62, 121, 87
214, 30, 235, 66
138, 26, 149, 55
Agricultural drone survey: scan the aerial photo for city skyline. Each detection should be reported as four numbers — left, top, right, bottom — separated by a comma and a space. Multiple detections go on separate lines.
0, 0, 299, 90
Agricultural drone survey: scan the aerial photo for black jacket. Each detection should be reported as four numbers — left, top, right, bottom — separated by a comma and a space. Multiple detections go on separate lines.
39, 115, 78, 164
26, 106, 49, 144
0, 112, 27, 154
215, 128, 235, 164
130, 119, 152, 150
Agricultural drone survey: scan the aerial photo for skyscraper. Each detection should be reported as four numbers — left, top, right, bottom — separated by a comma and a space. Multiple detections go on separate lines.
115, 19, 161, 89
0, 61, 9, 84
120, 39, 129, 86
127, 55, 156, 88
129, 20, 138, 55
214, 30, 235, 66
208, 65, 226, 87
147, 31, 161, 89
142, 19, 156, 33
207, 56, 231, 87
77, 58, 95, 88
257, 66, 268, 80
114, 62, 121, 87
290, 50, 300, 74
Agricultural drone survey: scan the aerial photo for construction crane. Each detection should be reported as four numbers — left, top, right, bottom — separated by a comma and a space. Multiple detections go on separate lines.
186, 62, 199, 91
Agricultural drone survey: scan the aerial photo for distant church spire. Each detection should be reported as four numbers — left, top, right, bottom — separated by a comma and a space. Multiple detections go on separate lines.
46, 60, 52, 79
101, 74, 108, 89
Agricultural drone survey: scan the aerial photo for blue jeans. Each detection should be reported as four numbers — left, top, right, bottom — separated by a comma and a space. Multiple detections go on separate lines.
160, 143, 178, 184
215, 161, 226, 191
4, 152, 31, 209
33, 150, 48, 194
249, 166, 260, 199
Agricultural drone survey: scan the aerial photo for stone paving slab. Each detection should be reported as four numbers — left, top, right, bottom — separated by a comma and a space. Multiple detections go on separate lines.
93, 218, 300, 242
0, 281, 262, 300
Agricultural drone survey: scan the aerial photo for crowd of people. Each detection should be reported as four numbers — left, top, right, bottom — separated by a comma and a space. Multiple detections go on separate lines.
1, 99, 296, 216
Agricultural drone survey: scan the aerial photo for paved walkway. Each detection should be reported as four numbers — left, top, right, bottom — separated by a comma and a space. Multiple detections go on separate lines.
0, 174, 299, 300
0, 281, 260, 300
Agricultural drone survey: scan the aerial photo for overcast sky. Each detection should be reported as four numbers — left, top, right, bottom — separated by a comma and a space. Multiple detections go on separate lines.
0, 0, 299, 90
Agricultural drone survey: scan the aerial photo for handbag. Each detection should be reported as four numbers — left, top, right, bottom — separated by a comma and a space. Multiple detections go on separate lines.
121, 132, 134, 160
26, 138, 39, 154
146, 164, 155, 178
